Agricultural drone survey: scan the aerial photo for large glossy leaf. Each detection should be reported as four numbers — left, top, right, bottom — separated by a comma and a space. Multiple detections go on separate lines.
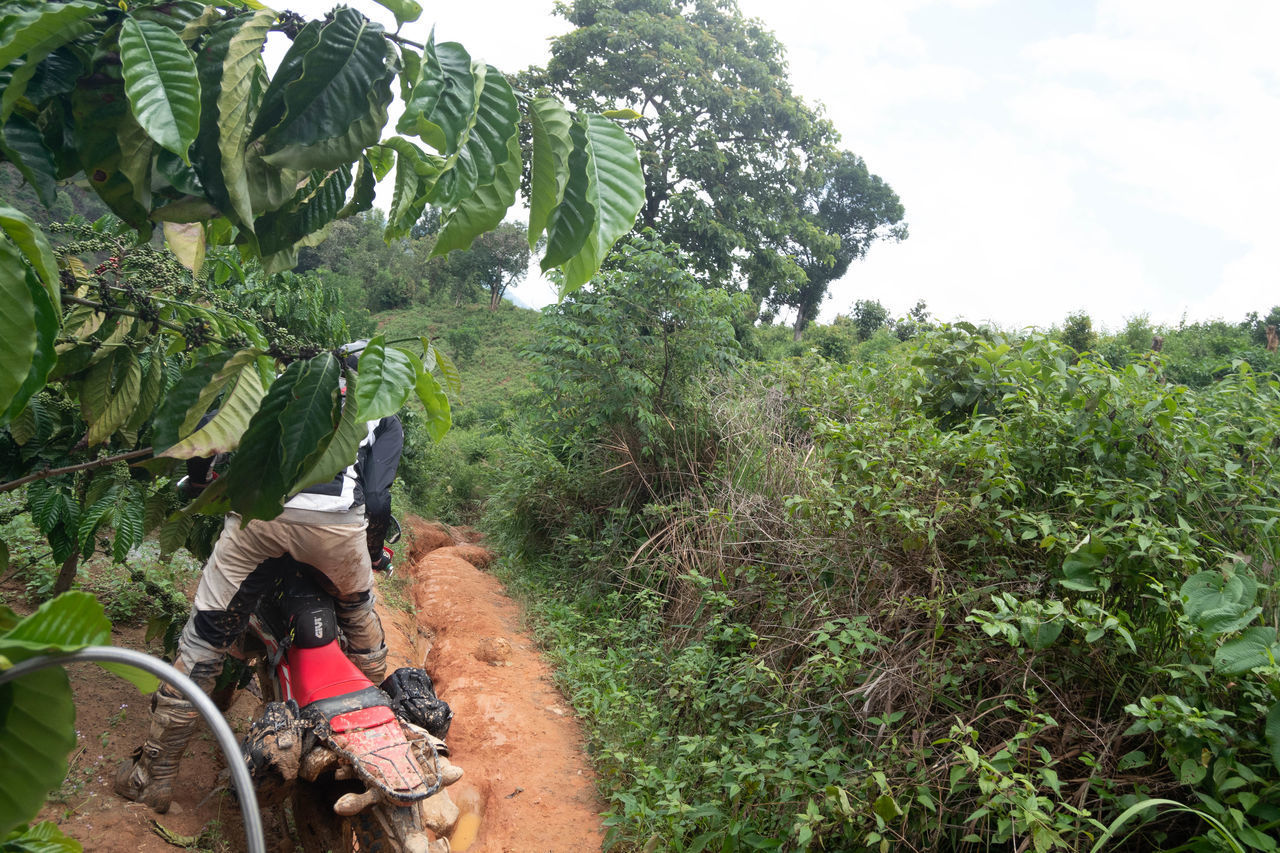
0, 237, 38, 415
397, 40, 474, 157
270, 354, 341, 499
0, 592, 110, 836
3, 819, 83, 852
150, 352, 233, 452
18, 46, 82, 110
215, 10, 274, 229
540, 121, 592, 272
559, 114, 646, 293
527, 97, 573, 248
159, 352, 267, 459
0, 591, 110, 663
354, 337, 416, 421
0, 114, 57, 207
86, 349, 141, 446
192, 14, 256, 222
434, 132, 520, 255
423, 337, 461, 393
463, 63, 519, 188
244, 147, 303, 219
70, 64, 152, 236
0, 205, 58, 310
371, 0, 422, 27
129, 0, 207, 33
116, 110, 155, 211
424, 124, 478, 208
290, 371, 365, 496
176, 348, 262, 438
262, 58, 393, 173
0, 1, 98, 71
337, 155, 376, 219
0, 19, 93, 123
254, 8, 393, 171
119, 18, 200, 163
1, 266, 58, 427
123, 348, 167, 435
383, 137, 441, 239
225, 354, 341, 520
0, 668, 75, 839
255, 165, 353, 256
367, 142, 396, 180
414, 367, 451, 442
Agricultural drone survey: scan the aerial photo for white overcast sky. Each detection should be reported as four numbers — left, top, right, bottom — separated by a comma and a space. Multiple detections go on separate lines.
279, 0, 1276, 331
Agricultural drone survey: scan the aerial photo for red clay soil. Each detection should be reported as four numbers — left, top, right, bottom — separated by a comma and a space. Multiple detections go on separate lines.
20, 518, 605, 852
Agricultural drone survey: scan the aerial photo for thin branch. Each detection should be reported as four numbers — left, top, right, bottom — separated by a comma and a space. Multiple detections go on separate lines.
384, 32, 425, 50
62, 294, 240, 349
0, 447, 155, 494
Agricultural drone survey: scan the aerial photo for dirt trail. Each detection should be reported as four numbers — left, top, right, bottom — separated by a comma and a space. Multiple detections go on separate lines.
396, 520, 605, 853
20, 519, 604, 852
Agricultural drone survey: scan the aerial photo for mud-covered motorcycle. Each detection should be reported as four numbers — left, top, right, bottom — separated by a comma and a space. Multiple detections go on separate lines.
227, 532, 462, 853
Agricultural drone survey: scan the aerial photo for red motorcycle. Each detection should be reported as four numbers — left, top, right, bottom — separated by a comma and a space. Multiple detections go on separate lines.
234, 543, 462, 853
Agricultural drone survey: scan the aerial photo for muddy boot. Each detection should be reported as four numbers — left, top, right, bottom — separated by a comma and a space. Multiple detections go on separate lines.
419, 788, 460, 836
113, 689, 201, 813
348, 644, 388, 684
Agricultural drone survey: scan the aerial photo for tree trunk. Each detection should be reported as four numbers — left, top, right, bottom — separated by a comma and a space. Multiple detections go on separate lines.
52, 550, 80, 595
793, 304, 808, 342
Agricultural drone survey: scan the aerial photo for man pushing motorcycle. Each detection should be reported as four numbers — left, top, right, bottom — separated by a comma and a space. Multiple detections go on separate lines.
116, 342, 404, 814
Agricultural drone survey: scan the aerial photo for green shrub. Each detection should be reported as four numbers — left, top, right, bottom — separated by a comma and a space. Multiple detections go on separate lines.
498, 327, 1280, 852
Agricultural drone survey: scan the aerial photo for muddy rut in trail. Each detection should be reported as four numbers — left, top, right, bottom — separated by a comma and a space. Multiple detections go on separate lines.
25, 520, 604, 852
390, 519, 605, 852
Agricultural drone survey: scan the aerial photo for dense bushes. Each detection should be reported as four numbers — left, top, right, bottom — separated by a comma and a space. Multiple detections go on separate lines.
491, 320, 1280, 851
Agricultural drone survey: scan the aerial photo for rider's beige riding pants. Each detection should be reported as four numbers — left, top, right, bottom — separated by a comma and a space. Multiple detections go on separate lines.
174, 511, 385, 688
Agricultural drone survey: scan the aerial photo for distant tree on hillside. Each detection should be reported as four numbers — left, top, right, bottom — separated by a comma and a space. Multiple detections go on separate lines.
1061, 311, 1097, 355
428, 222, 531, 309
1242, 305, 1280, 347
767, 152, 906, 339
529, 0, 905, 325
851, 298, 889, 341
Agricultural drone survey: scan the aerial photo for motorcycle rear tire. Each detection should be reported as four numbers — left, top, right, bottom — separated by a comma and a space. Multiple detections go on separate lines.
292, 787, 346, 853
293, 793, 412, 853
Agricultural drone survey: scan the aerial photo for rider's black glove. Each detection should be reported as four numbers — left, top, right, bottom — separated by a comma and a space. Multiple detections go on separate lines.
371, 550, 392, 574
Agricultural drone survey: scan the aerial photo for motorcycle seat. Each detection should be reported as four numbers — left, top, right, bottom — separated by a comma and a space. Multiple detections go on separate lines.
287, 640, 378, 707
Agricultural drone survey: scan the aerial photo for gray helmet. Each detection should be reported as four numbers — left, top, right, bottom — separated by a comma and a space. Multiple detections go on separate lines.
339, 339, 369, 370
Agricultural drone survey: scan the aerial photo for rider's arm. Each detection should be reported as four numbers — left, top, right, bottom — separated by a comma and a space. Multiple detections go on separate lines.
363, 415, 404, 564
181, 412, 218, 494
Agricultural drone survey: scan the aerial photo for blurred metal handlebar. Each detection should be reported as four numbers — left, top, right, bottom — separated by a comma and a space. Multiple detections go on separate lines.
0, 646, 265, 853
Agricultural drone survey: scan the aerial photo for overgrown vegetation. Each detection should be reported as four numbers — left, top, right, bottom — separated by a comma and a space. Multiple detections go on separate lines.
483, 278, 1280, 851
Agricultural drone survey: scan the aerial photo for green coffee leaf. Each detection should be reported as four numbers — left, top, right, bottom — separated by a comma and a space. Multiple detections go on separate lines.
370, 0, 422, 27
527, 97, 573, 248
0, 237, 39, 418
225, 354, 340, 520
0, 668, 77, 839
119, 18, 201, 163
558, 115, 646, 293
254, 8, 394, 172
354, 337, 416, 421
159, 351, 267, 459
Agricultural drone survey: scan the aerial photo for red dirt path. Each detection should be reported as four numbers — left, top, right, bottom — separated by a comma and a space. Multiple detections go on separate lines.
21, 518, 605, 852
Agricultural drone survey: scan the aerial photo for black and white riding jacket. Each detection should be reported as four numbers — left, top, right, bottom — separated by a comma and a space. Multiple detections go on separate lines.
283, 414, 404, 557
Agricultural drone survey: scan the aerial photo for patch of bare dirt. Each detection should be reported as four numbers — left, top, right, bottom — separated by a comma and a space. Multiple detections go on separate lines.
404, 525, 605, 853
15, 516, 605, 852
